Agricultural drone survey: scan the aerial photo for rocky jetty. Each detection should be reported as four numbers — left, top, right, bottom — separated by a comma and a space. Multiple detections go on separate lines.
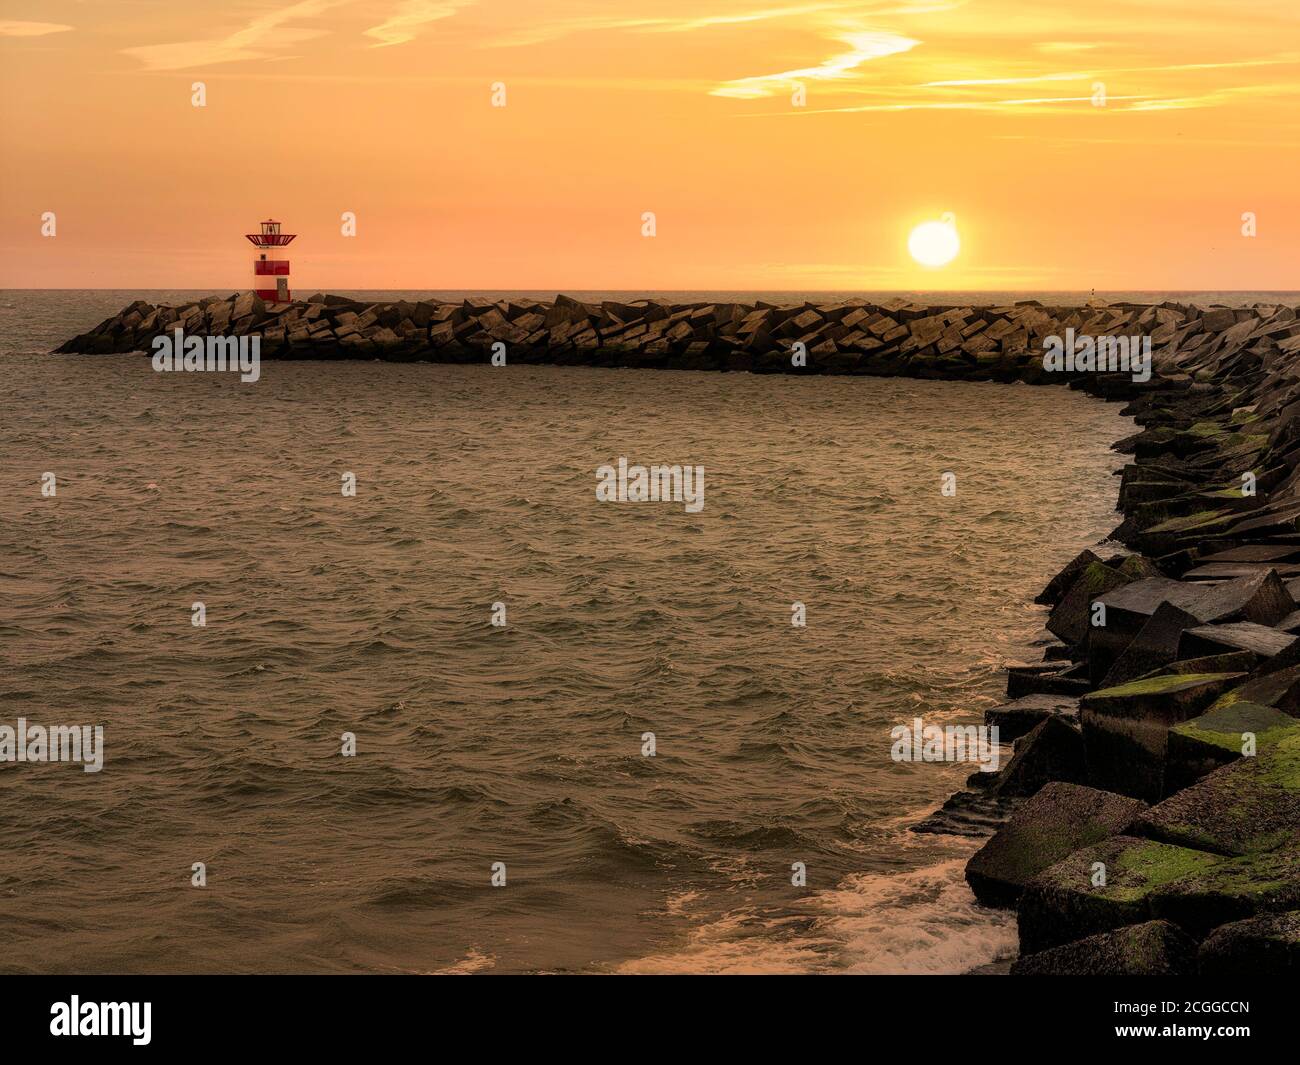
53, 290, 1233, 382
943, 294, 1300, 975
55, 292, 1300, 975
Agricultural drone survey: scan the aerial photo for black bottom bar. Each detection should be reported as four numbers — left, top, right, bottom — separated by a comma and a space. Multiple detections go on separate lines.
2, 975, 1281, 1051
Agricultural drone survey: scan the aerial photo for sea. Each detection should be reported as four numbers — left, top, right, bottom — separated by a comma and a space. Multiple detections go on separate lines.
1, 288, 1283, 974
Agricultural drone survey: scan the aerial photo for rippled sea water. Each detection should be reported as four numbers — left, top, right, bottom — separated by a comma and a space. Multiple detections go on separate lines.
0, 291, 1133, 974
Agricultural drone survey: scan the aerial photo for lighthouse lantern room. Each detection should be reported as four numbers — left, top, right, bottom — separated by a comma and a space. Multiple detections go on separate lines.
245, 219, 297, 303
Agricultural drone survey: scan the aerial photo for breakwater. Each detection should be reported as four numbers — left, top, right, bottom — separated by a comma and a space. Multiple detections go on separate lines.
55, 293, 1300, 974
59, 290, 1182, 382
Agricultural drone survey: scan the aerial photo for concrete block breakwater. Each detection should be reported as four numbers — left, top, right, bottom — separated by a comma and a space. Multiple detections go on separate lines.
54, 291, 1293, 384
55, 294, 1300, 975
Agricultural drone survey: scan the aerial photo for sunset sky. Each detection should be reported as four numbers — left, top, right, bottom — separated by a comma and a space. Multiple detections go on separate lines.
2, 0, 1297, 291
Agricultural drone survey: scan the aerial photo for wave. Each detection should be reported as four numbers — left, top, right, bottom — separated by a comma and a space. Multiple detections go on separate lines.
619, 858, 1016, 975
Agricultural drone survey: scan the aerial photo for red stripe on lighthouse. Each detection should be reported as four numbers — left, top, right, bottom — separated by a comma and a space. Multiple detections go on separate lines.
247, 220, 296, 303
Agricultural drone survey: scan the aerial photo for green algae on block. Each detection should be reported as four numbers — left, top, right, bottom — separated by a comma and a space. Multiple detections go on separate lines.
1017, 835, 1222, 953
1046, 560, 1132, 646
1215, 467, 1264, 493
1232, 432, 1271, 453
1206, 687, 1244, 711
1112, 838, 1223, 898
1205, 484, 1258, 500
1151, 848, 1300, 937
1021, 834, 1300, 953
1136, 731, 1300, 856
1172, 702, 1299, 755
1203, 662, 1300, 714
1081, 672, 1246, 802
1089, 672, 1240, 700
1117, 554, 1163, 581
1145, 508, 1236, 535
965, 782, 1146, 907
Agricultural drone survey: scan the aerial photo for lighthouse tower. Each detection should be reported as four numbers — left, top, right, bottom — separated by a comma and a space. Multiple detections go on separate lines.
245, 219, 296, 303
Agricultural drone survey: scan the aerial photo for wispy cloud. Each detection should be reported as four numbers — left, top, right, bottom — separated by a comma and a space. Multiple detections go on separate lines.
740, 94, 1148, 116
363, 1, 477, 48
925, 55, 1300, 88
743, 78, 1300, 117
0, 21, 73, 37
121, 0, 347, 71
711, 29, 920, 98
1123, 81, 1300, 112
489, 4, 849, 48
724, 47, 1300, 117
487, 2, 955, 48
1036, 42, 1103, 54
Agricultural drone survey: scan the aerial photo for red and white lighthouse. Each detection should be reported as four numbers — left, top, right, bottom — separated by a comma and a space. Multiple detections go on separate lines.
245, 219, 296, 303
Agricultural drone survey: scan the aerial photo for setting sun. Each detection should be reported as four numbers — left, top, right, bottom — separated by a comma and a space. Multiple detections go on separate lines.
908, 217, 961, 268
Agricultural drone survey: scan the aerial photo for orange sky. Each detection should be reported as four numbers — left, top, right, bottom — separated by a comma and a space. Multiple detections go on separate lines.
2, 0, 1298, 291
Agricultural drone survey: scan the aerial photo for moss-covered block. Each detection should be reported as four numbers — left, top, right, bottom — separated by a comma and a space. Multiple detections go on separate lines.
1134, 731, 1300, 855
1150, 848, 1300, 938
1047, 561, 1131, 646
1087, 671, 1239, 701
1021, 837, 1300, 953
1012, 920, 1196, 976
1017, 835, 1222, 953
1145, 508, 1236, 536
966, 783, 1146, 907
1198, 910, 1300, 976
1080, 672, 1245, 801
1165, 701, 1300, 792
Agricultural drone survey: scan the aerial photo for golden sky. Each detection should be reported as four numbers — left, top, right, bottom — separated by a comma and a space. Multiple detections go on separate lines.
2, 0, 1297, 291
